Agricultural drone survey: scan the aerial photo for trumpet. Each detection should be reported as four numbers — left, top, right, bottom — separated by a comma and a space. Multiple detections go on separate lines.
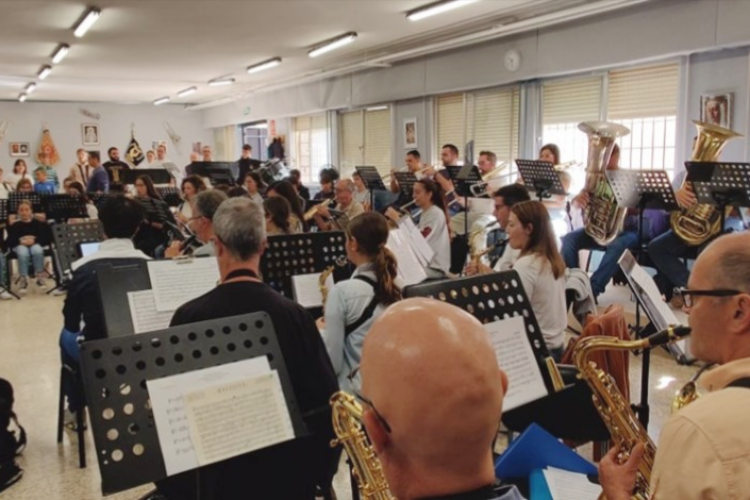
469, 162, 510, 197
304, 198, 336, 221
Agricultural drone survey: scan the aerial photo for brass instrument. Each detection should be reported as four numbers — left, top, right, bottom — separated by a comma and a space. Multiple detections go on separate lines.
319, 256, 348, 308
470, 162, 510, 197
580, 121, 631, 246
573, 325, 691, 499
330, 392, 395, 500
671, 363, 713, 413
304, 198, 336, 221
669, 120, 742, 246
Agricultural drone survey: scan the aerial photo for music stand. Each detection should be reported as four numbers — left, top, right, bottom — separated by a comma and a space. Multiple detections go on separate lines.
355, 166, 386, 211
156, 187, 182, 208
42, 194, 89, 221
121, 169, 173, 186
90, 193, 119, 212
95, 260, 152, 338
8, 192, 43, 214
393, 171, 418, 207
49, 220, 104, 290
686, 161, 750, 238
516, 160, 566, 201
79, 312, 307, 495
0, 199, 19, 299
187, 162, 237, 186
0, 199, 8, 227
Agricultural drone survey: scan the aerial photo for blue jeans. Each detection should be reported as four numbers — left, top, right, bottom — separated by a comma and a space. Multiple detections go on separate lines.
647, 230, 700, 290
59, 328, 83, 411
561, 228, 638, 297
15, 244, 44, 277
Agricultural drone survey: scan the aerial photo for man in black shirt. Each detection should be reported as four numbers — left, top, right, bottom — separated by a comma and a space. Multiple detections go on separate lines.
156, 197, 339, 500
103, 146, 130, 192
236, 144, 261, 184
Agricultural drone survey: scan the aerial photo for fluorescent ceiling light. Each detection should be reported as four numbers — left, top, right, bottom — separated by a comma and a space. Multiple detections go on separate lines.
308, 32, 358, 58
247, 123, 268, 129
366, 105, 388, 111
18, 93, 27, 102
208, 77, 235, 87
51, 43, 70, 64
153, 96, 170, 106
177, 86, 198, 98
407, 0, 478, 21
74, 7, 101, 37
38, 65, 52, 80
247, 57, 282, 74
25, 83, 36, 94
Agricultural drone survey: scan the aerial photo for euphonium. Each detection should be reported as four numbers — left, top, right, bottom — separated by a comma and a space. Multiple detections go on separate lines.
669, 120, 742, 246
330, 392, 395, 500
579, 121, 631, 246
573, 325, 691, 500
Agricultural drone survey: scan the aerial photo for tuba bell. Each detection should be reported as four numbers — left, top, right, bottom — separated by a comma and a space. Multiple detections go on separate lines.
579, 121, 631, 247
669, 120, 742, 246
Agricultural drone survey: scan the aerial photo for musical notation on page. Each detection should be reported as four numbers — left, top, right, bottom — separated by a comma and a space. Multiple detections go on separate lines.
127, 290, 173, 334
292, 273, 330, 309
147, 258, 220, 312
386, 230, 428, 286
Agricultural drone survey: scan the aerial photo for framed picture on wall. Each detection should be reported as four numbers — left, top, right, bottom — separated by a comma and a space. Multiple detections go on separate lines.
9, 142, 30, 157
82, 123, 100, 146
700, 93, 732, 129
404, 118, 417, 149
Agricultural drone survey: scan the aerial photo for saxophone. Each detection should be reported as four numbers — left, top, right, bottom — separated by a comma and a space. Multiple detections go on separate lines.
572, 325, 691, 499
319, 256, 348, 308
579, 121, 631, 246
330, 392, 395, 500
669, 120, 742, 246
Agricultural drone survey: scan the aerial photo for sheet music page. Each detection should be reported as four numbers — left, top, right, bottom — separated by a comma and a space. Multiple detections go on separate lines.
468, 197, 494, 215
147, 258, 220, 312
292, 273, 324, 309
629, 259, 678, 330
386, 230, 428, 286
484, 316, 548, 411
397, 216, 435, 266
127, 290, 173, 334
543, 467, 601, 500
184, 371, 294, 467
147, 357, 272, 476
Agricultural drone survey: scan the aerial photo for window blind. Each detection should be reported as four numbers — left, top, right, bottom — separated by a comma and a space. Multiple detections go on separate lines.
363, 109, 392, 175
339, 110, 364, 174
542, 77, 602, 125
293, 113, 330, 183
472, 87, 520, 163
436, 94, 465, 153
608, 63, 679, 119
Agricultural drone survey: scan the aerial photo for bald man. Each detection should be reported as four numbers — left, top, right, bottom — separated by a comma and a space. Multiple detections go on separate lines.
359, 298, 523, 500
600, 232, 750, 499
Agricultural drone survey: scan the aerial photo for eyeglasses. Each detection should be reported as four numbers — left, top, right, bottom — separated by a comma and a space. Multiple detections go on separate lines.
673, 287, 743, 308
348, 367, 391, 434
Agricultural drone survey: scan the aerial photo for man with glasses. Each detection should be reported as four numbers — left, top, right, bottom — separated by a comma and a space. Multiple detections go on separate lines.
313, 178, 365, 231
600, 231, 750, 499
166, 190, 227, 258
357, 298, 523, 500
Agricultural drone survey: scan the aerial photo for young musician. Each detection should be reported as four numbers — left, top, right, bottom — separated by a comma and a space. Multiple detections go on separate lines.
352, 171, 371, 208
267, 180, 305, 232
243, 171, 265, 205
7, 200, 51, 292
133, 175, 170, 256
538, 143, 572, 240
263, 196, 297, 235
318, 212, 402, 392
389, 149, 423, 194
288, 169, 310, 200
313, 172, 336, 201
413, 178, 451, 278
505, 200, 567, 358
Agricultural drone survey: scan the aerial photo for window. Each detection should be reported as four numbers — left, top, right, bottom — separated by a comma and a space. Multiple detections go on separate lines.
293, 114, 330, 183
607, 63, 679, 178
338, 108, 392, 177
241, 121, 268, 161
436, 94, 465, 154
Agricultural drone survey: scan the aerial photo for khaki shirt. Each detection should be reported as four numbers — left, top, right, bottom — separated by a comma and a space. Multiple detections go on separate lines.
651, 357, 750, 499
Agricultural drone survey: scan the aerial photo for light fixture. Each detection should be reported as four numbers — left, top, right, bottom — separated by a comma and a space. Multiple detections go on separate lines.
18, 93, 27, 102
247, 57, 282, 74
177, 86, 198, 98
25, 83, 36, 94
406, 0, 478, 21
208, 77, 235, 87
153, 96, 170, 106
366, 105, 388, 111
51, 43, 70, 64
74, 7, 101, 37
308, 32, 358, 58
247, 123, 268, 129
38, 65, 52, 80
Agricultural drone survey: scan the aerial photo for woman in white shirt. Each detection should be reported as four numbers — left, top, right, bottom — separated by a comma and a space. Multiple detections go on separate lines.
505, 200, 568, 360
413, 179, 451, 278
352, 171, 371, 209
243, 171, 265, 206
318, 212, 402, 392
175, 175, 207, 225
6, 159, 34, 187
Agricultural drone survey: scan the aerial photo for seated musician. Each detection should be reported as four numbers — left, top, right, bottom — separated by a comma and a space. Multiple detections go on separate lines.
318, 212, 401, 392
66, 181, 99, 220
313, 172, 336, 202
267, 180, 306, 232
560, 144, 638, 299
174, 175, 207, 225
243, 171, 265, 205
389, 149, 424, 194
538, 143, 573, 238
263, 196, 299, 235
288, 168, 311, 200
352, 171, 371, 209
165, 189, 227, 258
600, 231, 750, 499
359, 298, 523, 500
155, 198, 338, 500
133, 175, 171, 256
313, 179, 365, 231
7, 200, 52, 293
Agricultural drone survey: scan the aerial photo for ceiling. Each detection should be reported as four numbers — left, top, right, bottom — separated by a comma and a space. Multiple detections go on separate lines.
0, 0, 644, 106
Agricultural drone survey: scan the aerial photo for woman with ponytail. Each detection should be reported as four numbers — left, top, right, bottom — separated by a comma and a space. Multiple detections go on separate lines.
318, 212, 402, 391
413, 178, 451, 278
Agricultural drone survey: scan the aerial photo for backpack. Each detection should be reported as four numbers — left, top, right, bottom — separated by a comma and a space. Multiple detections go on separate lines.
0, 378, 25, 492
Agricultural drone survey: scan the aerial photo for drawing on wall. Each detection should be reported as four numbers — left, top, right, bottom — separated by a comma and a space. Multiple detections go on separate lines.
700, 93, 732, 129
9, 142, 30, 157
82, 123, 100, 146
192, 142, 202, 154
404, 118, 417, 149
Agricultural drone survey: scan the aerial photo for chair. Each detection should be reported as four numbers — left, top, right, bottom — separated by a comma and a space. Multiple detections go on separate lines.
56, 362, 86, 468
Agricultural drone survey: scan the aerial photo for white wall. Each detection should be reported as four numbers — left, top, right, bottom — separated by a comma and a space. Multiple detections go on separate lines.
392, 97, 434, 167
0, 102, 211, 181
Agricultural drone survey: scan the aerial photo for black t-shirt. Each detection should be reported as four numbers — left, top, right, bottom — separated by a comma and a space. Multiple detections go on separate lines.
156, 281, 339, 500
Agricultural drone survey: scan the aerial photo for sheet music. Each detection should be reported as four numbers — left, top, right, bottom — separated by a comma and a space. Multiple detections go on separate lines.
127, 290, 173, 334
386, 229, 428, 286
292, 272, 333, 309
484, 316, 548, 411
184, 371, 294, 467
147, 258, 220, 311
620, 251, 678, 331
397, 216, 435, 267
543, 467, 601, 500
147, 357, 272, 476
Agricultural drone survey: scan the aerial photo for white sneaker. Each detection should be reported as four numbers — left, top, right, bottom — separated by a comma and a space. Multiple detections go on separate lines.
18, 277, 28, 295
0, 290, 12, 300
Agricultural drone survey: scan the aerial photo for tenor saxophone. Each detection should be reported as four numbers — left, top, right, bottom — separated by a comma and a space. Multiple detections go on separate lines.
330, 392, 395, 500
572, 325, 690, 499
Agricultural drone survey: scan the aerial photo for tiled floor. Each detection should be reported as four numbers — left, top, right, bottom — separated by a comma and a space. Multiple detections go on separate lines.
0, 280, 699, 499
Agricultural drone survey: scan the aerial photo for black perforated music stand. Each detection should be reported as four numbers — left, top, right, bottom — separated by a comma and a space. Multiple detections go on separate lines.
90, 193, 119, 212
42, 194, 90, 221
121, 169, 173, 185
0, 199, 8, 226
8, 192, 43, 214
157, 187, 182, 208
516, 160, 566, 201
0, 199, 18, 299
49, 220, 103, 289
355, 166, 386, 210
686, 161, 750, 238
79, 312, 307, 495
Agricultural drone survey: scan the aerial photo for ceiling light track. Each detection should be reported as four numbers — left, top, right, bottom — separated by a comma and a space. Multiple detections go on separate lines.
308, 32, 358, 58
74, 7, 101, 38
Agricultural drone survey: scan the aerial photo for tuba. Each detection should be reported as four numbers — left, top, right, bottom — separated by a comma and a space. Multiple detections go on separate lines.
669, 120, 742, 246
579, 121, 631, 246
573, 325, 691, 500
330, 392, 395, 500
